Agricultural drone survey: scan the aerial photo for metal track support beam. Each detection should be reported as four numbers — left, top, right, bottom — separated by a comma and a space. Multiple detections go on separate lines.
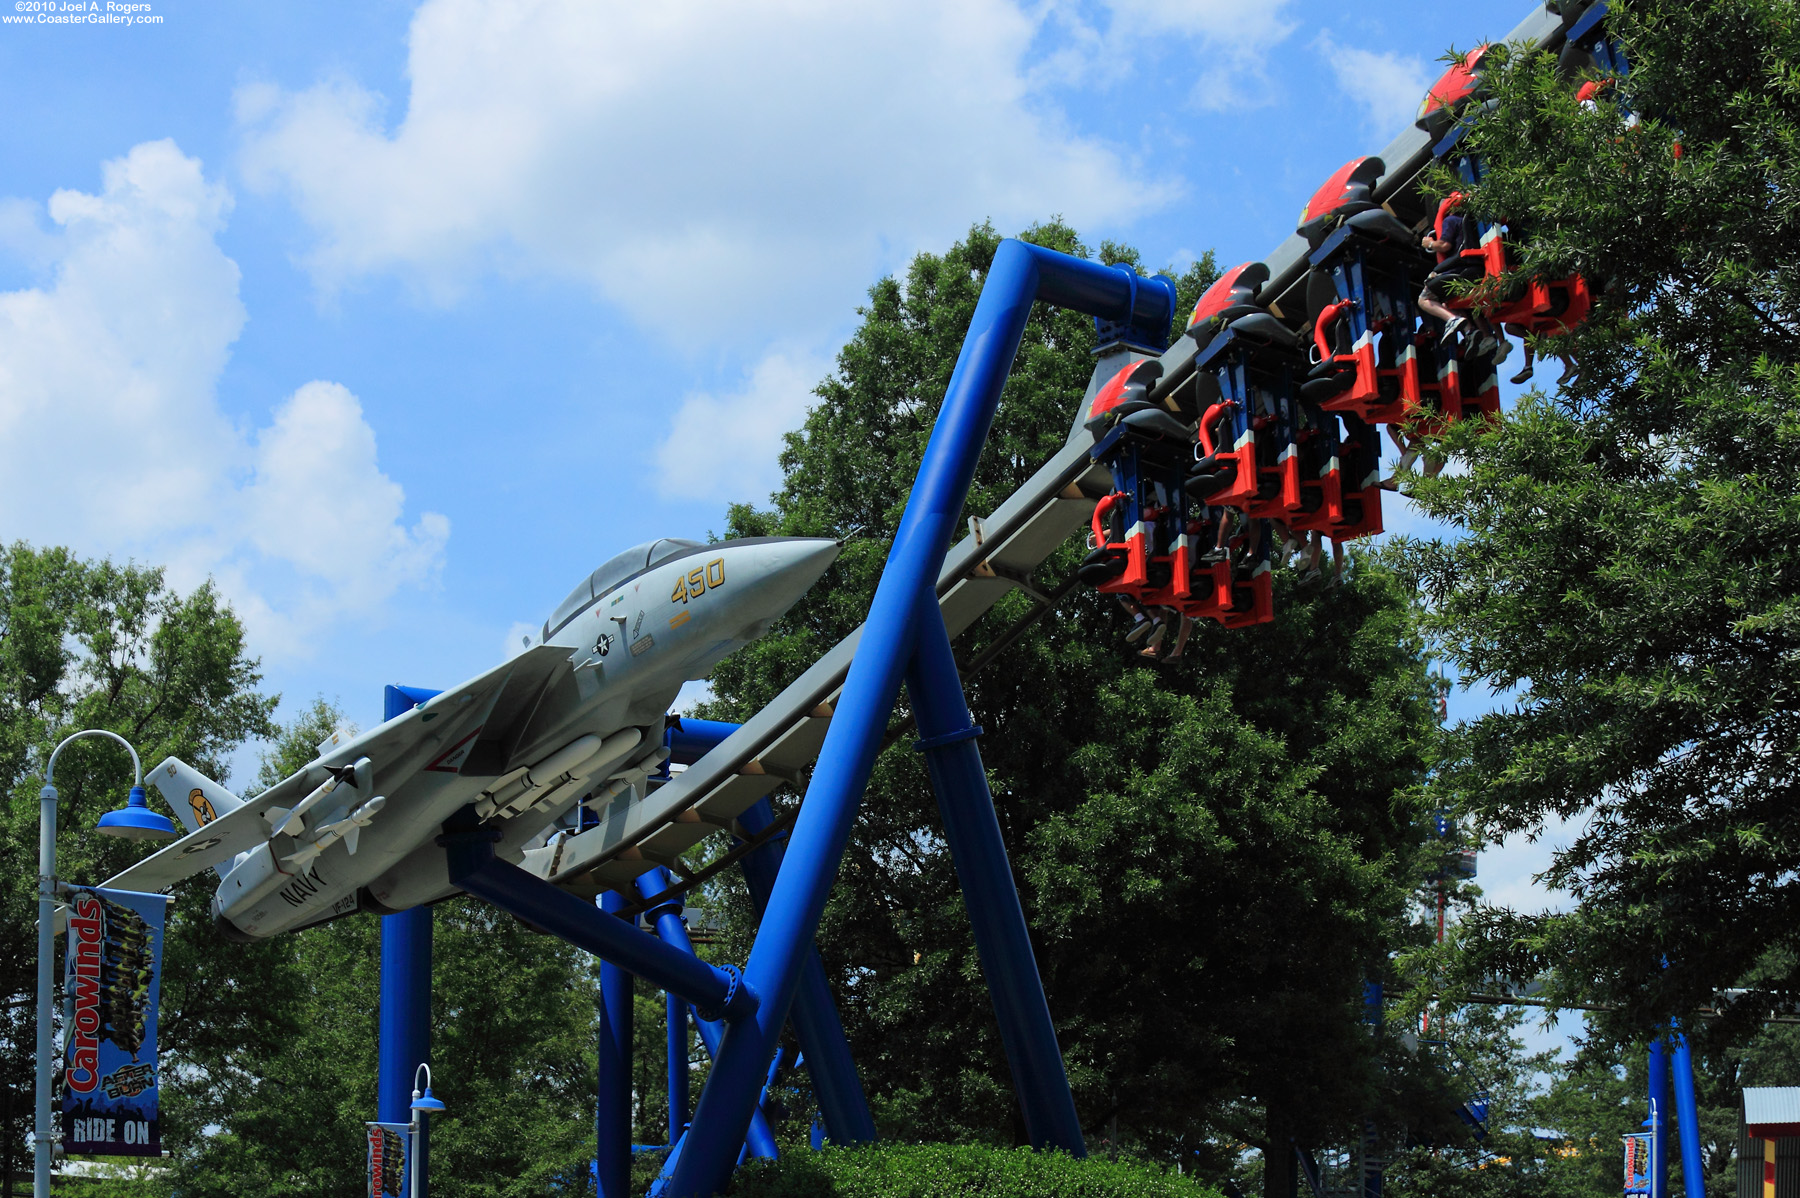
662, 239, 1165, 1197
635, 870, 779, 1162
668, 994, 689, 1147
905, 600, 1085, 1152
736, 798, 877, 1147
597, 891, 634, 1198
378, 686, 437, 1133
1670, 1029, 1705, 1198
441, 816, 757, 1023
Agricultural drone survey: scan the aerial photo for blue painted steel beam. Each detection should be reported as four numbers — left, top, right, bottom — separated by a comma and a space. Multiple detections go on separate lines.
598, 892, 635, 1198
668, 994, 689, 1147
376, 909, 431, 1125
667, 717, 744, 766
635, 871, 779, 1162
1649, 1037, 1670, 1198
736, 797, 877, 1146
440, 818, 757, 1023
1669, 1029, 1705, 1198
664, 239, 1155, 1197
905, 600, 1085, 1153
378, 685, 437, 1135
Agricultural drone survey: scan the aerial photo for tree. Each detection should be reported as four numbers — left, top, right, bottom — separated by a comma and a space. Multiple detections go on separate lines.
1399, 0, 1800, 1039
701, 221, 1445, 1193
0, 544, 278, 1196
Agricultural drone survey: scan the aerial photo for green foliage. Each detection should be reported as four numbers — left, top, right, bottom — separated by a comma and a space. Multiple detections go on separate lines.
702, 221, 1444, 1186
1396, 0, 1800, 1037
0, 543, 278, 1188
728, 1142, 1222, 1198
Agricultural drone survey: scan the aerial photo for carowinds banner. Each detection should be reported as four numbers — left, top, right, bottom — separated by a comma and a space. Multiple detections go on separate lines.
60, 886, 169, 1157
1623, 1132, 1652, 1194
367, 1121, 412, 1197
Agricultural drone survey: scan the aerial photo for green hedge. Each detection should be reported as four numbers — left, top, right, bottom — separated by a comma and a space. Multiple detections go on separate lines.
729, 1143, 1222, 1198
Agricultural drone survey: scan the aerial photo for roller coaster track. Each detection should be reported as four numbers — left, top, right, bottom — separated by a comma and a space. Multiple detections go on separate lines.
532, 0, 1584, 904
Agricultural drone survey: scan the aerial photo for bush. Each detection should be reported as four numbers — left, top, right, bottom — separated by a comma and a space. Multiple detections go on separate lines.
728, 1142, 1223, 1198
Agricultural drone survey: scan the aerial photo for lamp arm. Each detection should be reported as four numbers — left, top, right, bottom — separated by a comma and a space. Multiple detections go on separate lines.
45, 729, 143, 791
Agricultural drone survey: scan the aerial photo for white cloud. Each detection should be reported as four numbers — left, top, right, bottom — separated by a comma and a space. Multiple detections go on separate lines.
235, 0, 1172, 335
653, 350, 826, 504
1036, 0, 1297, 111
0, 140, 446, 655
1315, 31, 1435, 135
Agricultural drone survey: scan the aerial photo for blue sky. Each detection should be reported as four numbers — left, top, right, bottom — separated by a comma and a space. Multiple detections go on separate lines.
0, 0, 1579, 949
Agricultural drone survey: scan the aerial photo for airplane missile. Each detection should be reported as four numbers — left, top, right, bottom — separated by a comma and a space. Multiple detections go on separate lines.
284, 794, 386, 867
269, 755, 373, 836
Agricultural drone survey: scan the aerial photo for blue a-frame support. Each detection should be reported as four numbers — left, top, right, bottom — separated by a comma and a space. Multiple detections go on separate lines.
410, 239, 1172, 1197
659, 240, 1176, 1196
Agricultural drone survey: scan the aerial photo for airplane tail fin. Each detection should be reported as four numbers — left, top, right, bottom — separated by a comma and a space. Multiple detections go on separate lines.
149, 757, 247, 878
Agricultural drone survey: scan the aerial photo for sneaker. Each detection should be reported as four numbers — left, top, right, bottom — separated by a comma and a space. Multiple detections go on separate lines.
1300, 567, 1323, 587
1437, 315, 1467, 346
1490, 337, 1512, 364
1125, 617, 1153, 646
1510, 365, 1535, 385
1200, 546, 1229, 564
1145, 622, 1167, 651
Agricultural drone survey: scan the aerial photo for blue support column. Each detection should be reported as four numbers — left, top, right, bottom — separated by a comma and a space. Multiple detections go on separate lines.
1670, 1028, 1705, 1198
597, 892, 634, 1198
441, 819, 756, 1022
377, 908, 432, 1126
635, 870, 778, 1162
378, 686, 436, 1138
668, 995, 690, 1146
663, 240, 1169, 1198
904, 600, 1085, 1154
1649, 1037, 1670, 1198
737, 798, 877, 1146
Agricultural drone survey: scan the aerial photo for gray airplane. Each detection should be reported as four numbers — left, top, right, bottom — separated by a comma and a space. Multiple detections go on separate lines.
93, 535, 840, 941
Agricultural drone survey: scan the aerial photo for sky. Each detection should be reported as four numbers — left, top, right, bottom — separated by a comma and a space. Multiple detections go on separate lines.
0, 0, 1582, 1005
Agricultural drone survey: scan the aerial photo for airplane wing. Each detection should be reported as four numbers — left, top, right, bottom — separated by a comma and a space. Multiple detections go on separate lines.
94, 645, 575, 894
95, 786, 294, 893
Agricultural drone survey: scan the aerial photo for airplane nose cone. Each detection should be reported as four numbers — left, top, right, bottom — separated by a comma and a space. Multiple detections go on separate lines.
712, 536, 840, 642
753, 537, 840, 612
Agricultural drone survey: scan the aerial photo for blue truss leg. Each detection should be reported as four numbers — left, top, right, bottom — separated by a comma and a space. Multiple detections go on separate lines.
737, 798, 877, 1146
905, 599, 1085, 1154
634, 870, 779, 1162
441, 816, 755, 1022
1670, 1028, 1705, 1198
663, 240, 1171, 1198
377, 687, 435, 1137
1649, 1036, 1670, 1198
668, 993, 689, 1147
597, 891, 634, 1198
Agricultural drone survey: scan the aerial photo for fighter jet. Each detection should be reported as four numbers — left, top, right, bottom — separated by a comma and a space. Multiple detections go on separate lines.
93, 535, 840, 941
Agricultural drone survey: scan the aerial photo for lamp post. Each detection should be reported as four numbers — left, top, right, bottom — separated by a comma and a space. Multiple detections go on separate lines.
34, 729, 176, 1198
410, 1062, 446, 1198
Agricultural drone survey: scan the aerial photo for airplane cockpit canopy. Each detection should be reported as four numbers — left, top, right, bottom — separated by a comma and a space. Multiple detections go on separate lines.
544, 538, 709, 640
644, 538, 705, 572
